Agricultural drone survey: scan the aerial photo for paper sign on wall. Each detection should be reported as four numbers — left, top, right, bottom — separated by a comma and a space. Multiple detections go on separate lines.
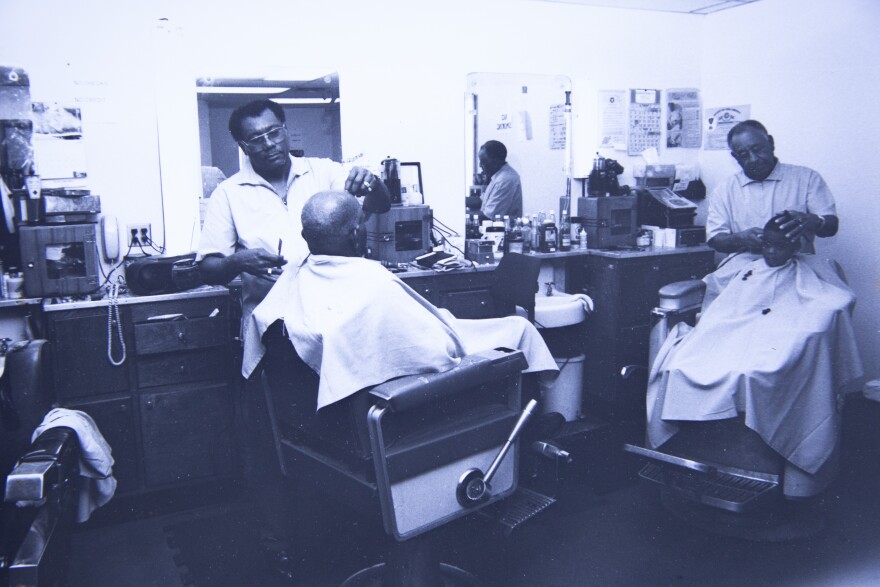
666, 88, 701, 149
628, 89, 661, 156
598, 90, 626, 150
704, 105, 751, 150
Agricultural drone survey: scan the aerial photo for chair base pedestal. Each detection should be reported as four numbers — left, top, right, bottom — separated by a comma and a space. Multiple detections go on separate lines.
342, 562, 480, 587
341, 531, 481, 587
660, 491, 827, 543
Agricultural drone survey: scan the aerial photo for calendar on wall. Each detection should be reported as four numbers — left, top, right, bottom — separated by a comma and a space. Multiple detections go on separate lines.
627, 89, 661, 156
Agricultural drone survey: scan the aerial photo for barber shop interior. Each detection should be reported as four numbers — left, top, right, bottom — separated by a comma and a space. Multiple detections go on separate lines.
2, 0, 879, 585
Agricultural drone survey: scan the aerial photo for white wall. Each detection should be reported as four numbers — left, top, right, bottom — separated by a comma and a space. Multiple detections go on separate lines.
698, 0, 880, 380
0, 0, 704, 249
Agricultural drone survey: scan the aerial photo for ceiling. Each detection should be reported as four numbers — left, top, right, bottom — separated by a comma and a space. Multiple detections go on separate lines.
532, 0, 760, 15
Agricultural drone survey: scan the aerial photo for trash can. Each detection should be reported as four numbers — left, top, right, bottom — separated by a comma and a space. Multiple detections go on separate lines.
529, 292, 592, 421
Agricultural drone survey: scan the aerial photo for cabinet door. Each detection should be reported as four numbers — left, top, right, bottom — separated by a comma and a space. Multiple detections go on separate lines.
65, 396, 139, 493
140, 381, 237, 487
400, 276, 438, 305
439, 288, 496, 319
48, 309, 133, 400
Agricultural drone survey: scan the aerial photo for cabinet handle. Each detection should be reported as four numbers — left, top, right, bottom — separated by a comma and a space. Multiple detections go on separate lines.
177, 331, 187, 343
480, 300, 487, 306
145, 398, 154, 410
178, 362, 186, 373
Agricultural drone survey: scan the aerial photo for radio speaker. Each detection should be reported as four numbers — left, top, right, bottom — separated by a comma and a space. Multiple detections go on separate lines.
125, 254, 204, 296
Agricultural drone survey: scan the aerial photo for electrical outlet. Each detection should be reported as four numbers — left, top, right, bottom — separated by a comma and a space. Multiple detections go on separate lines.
127, 223, 152, 248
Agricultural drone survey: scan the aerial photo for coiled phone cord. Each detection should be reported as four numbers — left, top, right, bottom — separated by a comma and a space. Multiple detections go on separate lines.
107, 280, 126, 366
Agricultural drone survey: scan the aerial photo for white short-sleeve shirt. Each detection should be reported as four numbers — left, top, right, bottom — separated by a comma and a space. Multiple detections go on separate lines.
706, 162, 837, 254
197, 154, 349, 355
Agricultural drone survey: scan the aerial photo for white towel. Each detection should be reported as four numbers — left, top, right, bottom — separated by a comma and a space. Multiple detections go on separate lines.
30, 408, 117, 522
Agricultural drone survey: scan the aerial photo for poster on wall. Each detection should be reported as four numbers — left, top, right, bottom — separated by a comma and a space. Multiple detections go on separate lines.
31, 102, 88, 186
598, 90, 627, 150
549, 103, 566, 150
666, 88, 701, 149
627, 89, 661, 156
704, 104, 751, 150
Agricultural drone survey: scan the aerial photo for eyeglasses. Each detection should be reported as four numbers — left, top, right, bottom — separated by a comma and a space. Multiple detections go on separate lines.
240, 125, 286, 151
731, 144, 771, 162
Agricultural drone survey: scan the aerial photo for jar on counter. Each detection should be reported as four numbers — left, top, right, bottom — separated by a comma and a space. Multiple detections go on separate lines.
636, 229, 653, 248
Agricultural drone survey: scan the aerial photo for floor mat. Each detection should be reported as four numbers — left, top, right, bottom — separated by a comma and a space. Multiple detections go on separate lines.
162, 502, 386, 587
163, 507, 290, 587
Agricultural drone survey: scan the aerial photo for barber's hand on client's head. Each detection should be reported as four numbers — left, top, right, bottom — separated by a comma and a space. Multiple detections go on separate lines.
345, 167, 391, 214
775, 209, 817, 241
236, 247, 287, 278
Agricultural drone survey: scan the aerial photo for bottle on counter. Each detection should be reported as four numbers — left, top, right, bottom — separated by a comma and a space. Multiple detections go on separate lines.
578, 225, 588, 249
560, 209, 572, 251
489, 215, 506, 259
508, 218, 525, 254
521, 217, 532, 254
541, 213, 558, 253
530, 214, 540, 251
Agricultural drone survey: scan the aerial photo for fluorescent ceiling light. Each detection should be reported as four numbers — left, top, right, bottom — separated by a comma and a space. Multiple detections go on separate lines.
271, 98, 338, 104
196, 87, 288, 94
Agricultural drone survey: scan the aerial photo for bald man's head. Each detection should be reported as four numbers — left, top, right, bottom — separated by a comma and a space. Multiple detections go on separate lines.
301, 191, 366, 256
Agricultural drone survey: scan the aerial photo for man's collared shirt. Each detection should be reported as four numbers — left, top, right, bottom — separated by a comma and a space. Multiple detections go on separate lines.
707, 162, 836, 254
197, 154, 348, 365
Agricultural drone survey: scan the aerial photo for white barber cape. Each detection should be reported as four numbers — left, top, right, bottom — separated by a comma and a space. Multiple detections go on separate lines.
646, 253, 864, 476
248, 255, 557, 410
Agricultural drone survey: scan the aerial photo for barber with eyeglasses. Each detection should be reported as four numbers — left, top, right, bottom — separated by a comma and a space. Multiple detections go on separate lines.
196, 98, 389, 583
706, 119, 838, 257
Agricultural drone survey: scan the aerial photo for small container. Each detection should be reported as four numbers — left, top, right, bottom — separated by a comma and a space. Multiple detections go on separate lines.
6, 272, 24, 299
636, 229, 653, 248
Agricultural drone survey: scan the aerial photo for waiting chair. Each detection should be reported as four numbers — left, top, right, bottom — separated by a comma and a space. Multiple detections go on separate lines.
260, 321, 540, 584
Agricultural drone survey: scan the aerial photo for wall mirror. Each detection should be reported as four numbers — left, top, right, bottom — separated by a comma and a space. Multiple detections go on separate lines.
465, 73, 572, 221
195, 71, 341, 216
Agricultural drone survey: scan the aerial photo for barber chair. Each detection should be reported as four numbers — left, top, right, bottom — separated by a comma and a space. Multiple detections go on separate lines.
623, 279, 841, 540
1, 339, 81, 586
261, 321, 549, 584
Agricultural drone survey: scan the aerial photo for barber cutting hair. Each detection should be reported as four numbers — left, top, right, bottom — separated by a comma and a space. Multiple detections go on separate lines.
706, 119, 838, 257
195, 99, 390, 583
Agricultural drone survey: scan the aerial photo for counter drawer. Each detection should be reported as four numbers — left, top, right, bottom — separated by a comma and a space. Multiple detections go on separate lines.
134, 317, 227, 355
129, 295, 227, 323
137, 348, 228, 388
439, 288, 496, 319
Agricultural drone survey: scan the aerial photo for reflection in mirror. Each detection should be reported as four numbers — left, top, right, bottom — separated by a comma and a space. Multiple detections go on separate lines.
466, 73, 572, 223
195, 71, 341, 224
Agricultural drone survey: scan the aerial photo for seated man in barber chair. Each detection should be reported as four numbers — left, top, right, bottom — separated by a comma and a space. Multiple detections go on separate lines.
645, 212, 864, 505
245, 191, 559, 579
247, 190, 558, 412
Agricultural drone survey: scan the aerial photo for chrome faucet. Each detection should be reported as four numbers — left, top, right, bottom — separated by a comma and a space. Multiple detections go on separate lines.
544, 282, 555, 296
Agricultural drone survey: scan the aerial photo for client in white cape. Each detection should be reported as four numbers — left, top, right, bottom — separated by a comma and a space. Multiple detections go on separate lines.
247, 190, 558, 410
647, 212, 863, 481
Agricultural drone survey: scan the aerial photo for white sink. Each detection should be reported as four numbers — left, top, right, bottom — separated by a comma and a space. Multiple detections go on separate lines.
533, 292, 589, 328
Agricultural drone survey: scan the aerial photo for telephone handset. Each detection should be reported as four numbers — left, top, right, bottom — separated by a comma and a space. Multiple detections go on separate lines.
100, 214, 120, 262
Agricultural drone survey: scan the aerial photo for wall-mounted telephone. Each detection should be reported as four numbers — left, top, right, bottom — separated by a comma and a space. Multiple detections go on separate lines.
100, 215, 120, 262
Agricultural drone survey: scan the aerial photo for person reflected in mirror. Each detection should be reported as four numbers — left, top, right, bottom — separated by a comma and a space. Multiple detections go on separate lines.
476, 140, 523, 222
706, 119, 838, 257
196, 98, 390, 584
